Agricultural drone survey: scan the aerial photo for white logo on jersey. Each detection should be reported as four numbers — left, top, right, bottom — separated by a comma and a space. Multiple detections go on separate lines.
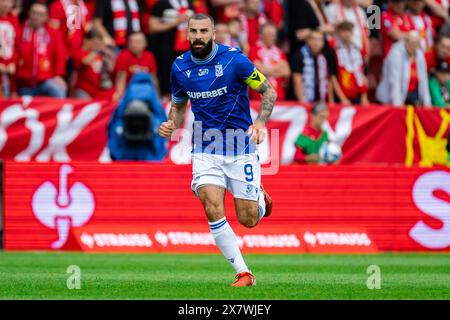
177, 54, 184, 60
186, 70, 191, 78
215, 64, 223, 77
198, 68, 209, 76
229, 47, 237, 51
187, 86, 228, 99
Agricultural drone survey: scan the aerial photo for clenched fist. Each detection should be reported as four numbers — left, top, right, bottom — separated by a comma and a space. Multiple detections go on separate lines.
159, 120, 176, 138
247, 121, 266, 144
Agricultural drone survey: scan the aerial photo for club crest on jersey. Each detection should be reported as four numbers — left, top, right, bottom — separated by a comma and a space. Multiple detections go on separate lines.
198, 68, 209, 76
246, 185, 253, 195
186, 70, 191, 78
215, 64, 223, 77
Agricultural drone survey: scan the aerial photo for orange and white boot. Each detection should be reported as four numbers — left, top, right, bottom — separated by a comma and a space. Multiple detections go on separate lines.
231, 271, 256, 287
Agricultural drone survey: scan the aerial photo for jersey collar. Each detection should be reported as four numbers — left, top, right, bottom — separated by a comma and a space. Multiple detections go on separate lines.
191, 43, 218, 64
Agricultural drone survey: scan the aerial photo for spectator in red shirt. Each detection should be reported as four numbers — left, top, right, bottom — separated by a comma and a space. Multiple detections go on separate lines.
48, 0, 92, 57
381, 0, 414, 57
425, 35, 450, 73
114, 31, 159, 101
0, 0, 20, 97
249, 22, 290, 100
240, 0, 266, 50
72, 28, 115, 99
16, 3, 68, 98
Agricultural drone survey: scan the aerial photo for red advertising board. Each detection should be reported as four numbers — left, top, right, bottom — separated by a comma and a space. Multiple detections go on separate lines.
3, 162, 449, 253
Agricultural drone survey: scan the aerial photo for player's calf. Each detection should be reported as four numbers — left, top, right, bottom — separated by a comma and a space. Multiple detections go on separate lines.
235, 200, 259, 228
237, 213, 259, 228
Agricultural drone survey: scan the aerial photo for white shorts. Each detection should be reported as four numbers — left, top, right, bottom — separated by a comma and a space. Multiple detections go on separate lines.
191, 153, 261, 201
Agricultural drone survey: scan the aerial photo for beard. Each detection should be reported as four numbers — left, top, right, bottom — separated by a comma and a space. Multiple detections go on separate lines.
190, 38, 214, 59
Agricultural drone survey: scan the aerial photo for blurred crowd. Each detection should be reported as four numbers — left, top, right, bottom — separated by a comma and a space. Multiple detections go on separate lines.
1, 0, 450, 107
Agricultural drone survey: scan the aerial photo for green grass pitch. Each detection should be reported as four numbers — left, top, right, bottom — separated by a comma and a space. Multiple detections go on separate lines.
0, 252, 449, 299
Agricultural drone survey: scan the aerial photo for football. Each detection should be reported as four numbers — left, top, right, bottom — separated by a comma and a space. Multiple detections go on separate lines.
319, 141, 342, 164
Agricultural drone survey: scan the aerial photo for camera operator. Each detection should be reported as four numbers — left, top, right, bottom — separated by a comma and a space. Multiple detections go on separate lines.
108, 71, 167, 161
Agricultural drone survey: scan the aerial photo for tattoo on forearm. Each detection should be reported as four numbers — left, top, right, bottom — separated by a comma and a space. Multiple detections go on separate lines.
169, 102, 187, 128
255, 80, 277, 124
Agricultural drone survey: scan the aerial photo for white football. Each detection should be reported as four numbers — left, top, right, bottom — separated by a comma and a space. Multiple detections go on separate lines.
319, 142, 342, 164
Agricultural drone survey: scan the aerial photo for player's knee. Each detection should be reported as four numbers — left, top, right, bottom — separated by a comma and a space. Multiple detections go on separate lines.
237, 209, 259, 228
204, 203, 225, 218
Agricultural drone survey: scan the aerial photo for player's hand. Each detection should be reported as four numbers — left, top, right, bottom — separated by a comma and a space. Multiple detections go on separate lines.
159, 120, 176, 138
247, 121, 265, 144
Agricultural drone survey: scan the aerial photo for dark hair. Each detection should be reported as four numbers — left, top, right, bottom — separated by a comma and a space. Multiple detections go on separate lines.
311, 102, 329, 115
188, 13, 215, 27
436, 33, 450, 44
335, 21, 354, 32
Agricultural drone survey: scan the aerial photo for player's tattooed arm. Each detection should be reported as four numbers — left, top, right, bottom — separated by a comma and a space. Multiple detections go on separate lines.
168, 101, 188, 129
159, 101, 187, 138
245, 69, 277, 125
255, 79, 277, 125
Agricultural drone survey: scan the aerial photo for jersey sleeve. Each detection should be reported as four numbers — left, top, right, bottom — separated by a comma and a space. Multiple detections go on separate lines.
234, 52, 266, 90
170, 62, 188, 104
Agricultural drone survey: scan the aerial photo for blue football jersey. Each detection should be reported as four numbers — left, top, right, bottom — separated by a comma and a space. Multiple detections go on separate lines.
170, 43, 264, 156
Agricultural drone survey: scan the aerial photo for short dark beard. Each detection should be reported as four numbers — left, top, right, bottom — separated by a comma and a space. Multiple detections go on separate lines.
190, 38, 214, 59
